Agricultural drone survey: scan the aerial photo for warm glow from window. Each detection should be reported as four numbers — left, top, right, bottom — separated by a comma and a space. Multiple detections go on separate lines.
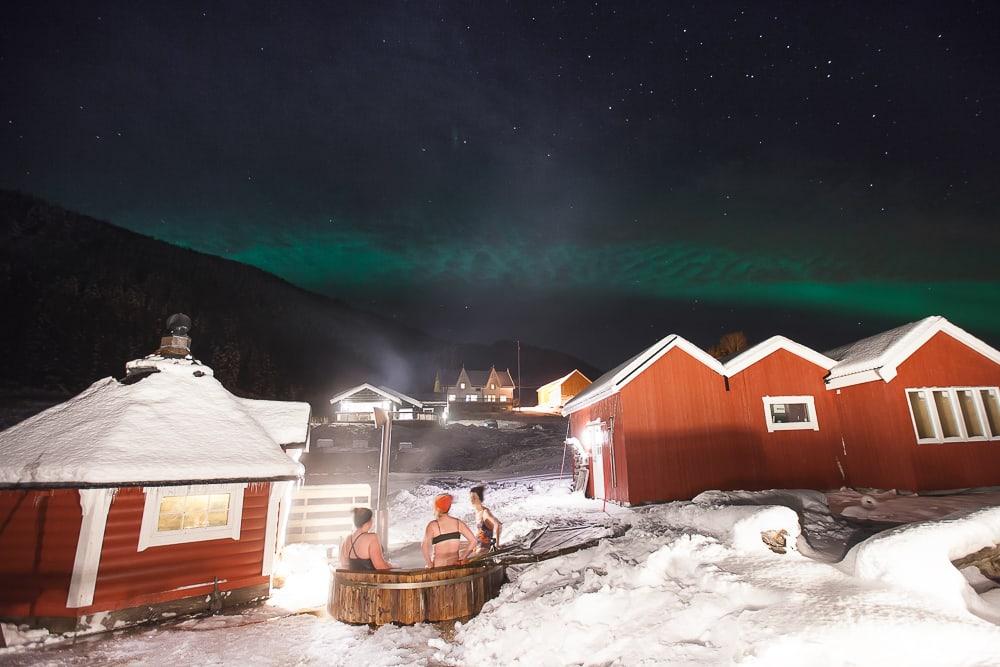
157, 493, 231, 531
460, 382, 466, 389
906, 387, 1000, 443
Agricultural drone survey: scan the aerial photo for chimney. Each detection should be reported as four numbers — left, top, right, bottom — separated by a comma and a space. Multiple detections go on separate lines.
157, 313, 193, 358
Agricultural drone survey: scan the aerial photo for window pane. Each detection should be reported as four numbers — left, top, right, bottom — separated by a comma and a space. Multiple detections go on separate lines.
933, 390, 961, 438
182, 495, 210, 529
770, 403, 809, 424
981, 389, 1000, 436
908, 391, 936, 440
208, 494, 231, 512
207, 510, 229, 527
158, 512, 183, 531
957, 390, 985, 438
159, 495, 185, 515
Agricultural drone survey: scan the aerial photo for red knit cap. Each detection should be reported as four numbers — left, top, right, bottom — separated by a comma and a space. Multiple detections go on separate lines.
434, 493, 453, 513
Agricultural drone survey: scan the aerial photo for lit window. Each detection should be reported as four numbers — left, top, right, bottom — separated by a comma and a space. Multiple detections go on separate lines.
466, 394, 478, 401
906, 387, 1000, 444
762, 396, 819, 432
448, 394, 456, 402
491, 384, 496, 389
460, 382, 466, 389
138, 484, 245, 551
499, 395, 507, 402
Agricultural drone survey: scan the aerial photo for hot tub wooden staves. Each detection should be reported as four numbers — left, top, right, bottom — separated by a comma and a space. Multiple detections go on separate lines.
331, 563, 506, 625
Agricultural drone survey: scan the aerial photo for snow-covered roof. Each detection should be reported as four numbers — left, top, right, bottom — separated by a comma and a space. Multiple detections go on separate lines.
0, 359, 306, 488
724, 336, 837, 377
537, 369, 592, 393
236, 398, 311, 446
824, 315, 1000, 389
563, 335, 724, 414
329, 383, 423, 408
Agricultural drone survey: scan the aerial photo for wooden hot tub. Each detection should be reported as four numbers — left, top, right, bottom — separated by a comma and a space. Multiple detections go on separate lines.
331, 563, 506, 625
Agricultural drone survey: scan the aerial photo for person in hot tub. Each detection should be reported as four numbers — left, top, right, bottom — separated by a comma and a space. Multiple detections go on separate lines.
339, 507, 394, 571
469, 485, 502, 555
422, 493, 477, 568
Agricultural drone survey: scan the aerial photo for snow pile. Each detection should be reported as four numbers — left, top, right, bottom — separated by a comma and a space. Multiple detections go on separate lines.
0, 361, 304, 485
269, 543, 332, 612
657, 502, 802, 554
841, 507, 1000, 622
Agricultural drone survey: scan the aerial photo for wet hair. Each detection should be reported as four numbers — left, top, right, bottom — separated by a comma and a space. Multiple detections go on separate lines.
352, 507, 373, 529
470, 485, 485, 502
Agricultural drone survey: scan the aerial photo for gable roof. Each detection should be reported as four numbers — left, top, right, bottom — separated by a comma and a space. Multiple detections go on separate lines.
563, 335, 724, 414
824, 315, 1000, 388
493, 368, 516, 387
537, 369, 592, 393
0, 359, 305, 489
329, 383, 423, 408
724, 336, 837, 377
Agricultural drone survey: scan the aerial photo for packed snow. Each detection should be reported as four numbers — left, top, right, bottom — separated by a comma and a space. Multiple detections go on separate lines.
5, 464, 1000, 665
0, 359, 304, 486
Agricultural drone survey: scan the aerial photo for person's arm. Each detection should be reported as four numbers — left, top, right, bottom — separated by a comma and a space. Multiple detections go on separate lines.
369, 537, 393, 570
485, 509, 502, 546
421, 523, 434, 568
458, 519, 478, 560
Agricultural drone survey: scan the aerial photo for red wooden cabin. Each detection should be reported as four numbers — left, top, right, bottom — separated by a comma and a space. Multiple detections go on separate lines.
564, 316, 1000, 505
825, 316, 1000, 492
0, 331, 308, 633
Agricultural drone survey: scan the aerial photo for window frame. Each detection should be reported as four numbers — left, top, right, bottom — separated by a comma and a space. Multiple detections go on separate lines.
138, 483, 246, 551
905, 386, 1000, 445
761, 395, 820, 433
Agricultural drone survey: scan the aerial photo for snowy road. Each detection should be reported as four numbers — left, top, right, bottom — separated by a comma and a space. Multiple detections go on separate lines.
4, 458, 1000, 666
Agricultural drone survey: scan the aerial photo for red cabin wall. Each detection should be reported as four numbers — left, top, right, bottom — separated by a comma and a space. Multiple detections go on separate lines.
0, 483, 272, 621
79, 483, 271, 614
727, 349, 845, 491
568, 347, 843, 504
0, 489, 82, 618
568, 394, 630, 504
836, 332, 1000, 491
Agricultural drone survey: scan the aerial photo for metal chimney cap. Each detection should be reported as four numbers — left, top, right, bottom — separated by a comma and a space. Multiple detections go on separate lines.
166, 313, 192, 336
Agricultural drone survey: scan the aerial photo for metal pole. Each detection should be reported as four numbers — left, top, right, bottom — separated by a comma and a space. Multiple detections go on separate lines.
372, 407, 392, 547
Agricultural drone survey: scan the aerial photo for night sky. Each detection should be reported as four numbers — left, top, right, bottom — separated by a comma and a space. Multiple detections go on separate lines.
2, 1, 998, 368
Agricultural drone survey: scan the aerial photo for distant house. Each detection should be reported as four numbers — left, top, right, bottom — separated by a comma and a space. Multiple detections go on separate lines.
536, 369, 592, 409
563, 315, 1000, 505
434, 366, 516, 406
0, 318, 308, 633
328, 383, 433, 422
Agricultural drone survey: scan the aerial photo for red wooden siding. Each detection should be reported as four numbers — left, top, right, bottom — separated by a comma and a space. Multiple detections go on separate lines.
0, 489, 81, 618
0, 483, 272, 620
836, 332, 1000, 490
79, 483, 271, 614
569, 347, 843, 504
726, 349, 845, 491
569, 393, 629, 503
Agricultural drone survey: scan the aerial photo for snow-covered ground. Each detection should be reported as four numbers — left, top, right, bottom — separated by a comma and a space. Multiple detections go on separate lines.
4, 431, 1000, 666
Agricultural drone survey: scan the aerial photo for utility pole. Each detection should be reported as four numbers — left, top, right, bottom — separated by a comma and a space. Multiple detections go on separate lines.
372, 407, 392, 547
516, 339, 522, 407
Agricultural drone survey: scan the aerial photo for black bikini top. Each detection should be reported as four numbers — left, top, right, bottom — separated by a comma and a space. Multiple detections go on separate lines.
431, 519, 461, 545
432, 531, 461, 545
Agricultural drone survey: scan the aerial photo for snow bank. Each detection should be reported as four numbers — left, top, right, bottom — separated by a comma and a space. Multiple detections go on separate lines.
0, 360, 304, 486
841, 507, 1000, 622
666, 499, 802, 553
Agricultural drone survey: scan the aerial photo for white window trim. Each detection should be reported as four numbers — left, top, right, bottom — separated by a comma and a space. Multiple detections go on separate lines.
138, 483, 246, 552
762, 395, 819, 432
905, 386, 1000, 445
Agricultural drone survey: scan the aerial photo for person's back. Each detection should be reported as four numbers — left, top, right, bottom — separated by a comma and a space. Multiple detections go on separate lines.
422, 494, 477, 567
339, 507, 394, 571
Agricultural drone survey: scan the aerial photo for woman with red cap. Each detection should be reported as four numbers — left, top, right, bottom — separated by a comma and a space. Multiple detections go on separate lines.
422, 493, 477, 568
